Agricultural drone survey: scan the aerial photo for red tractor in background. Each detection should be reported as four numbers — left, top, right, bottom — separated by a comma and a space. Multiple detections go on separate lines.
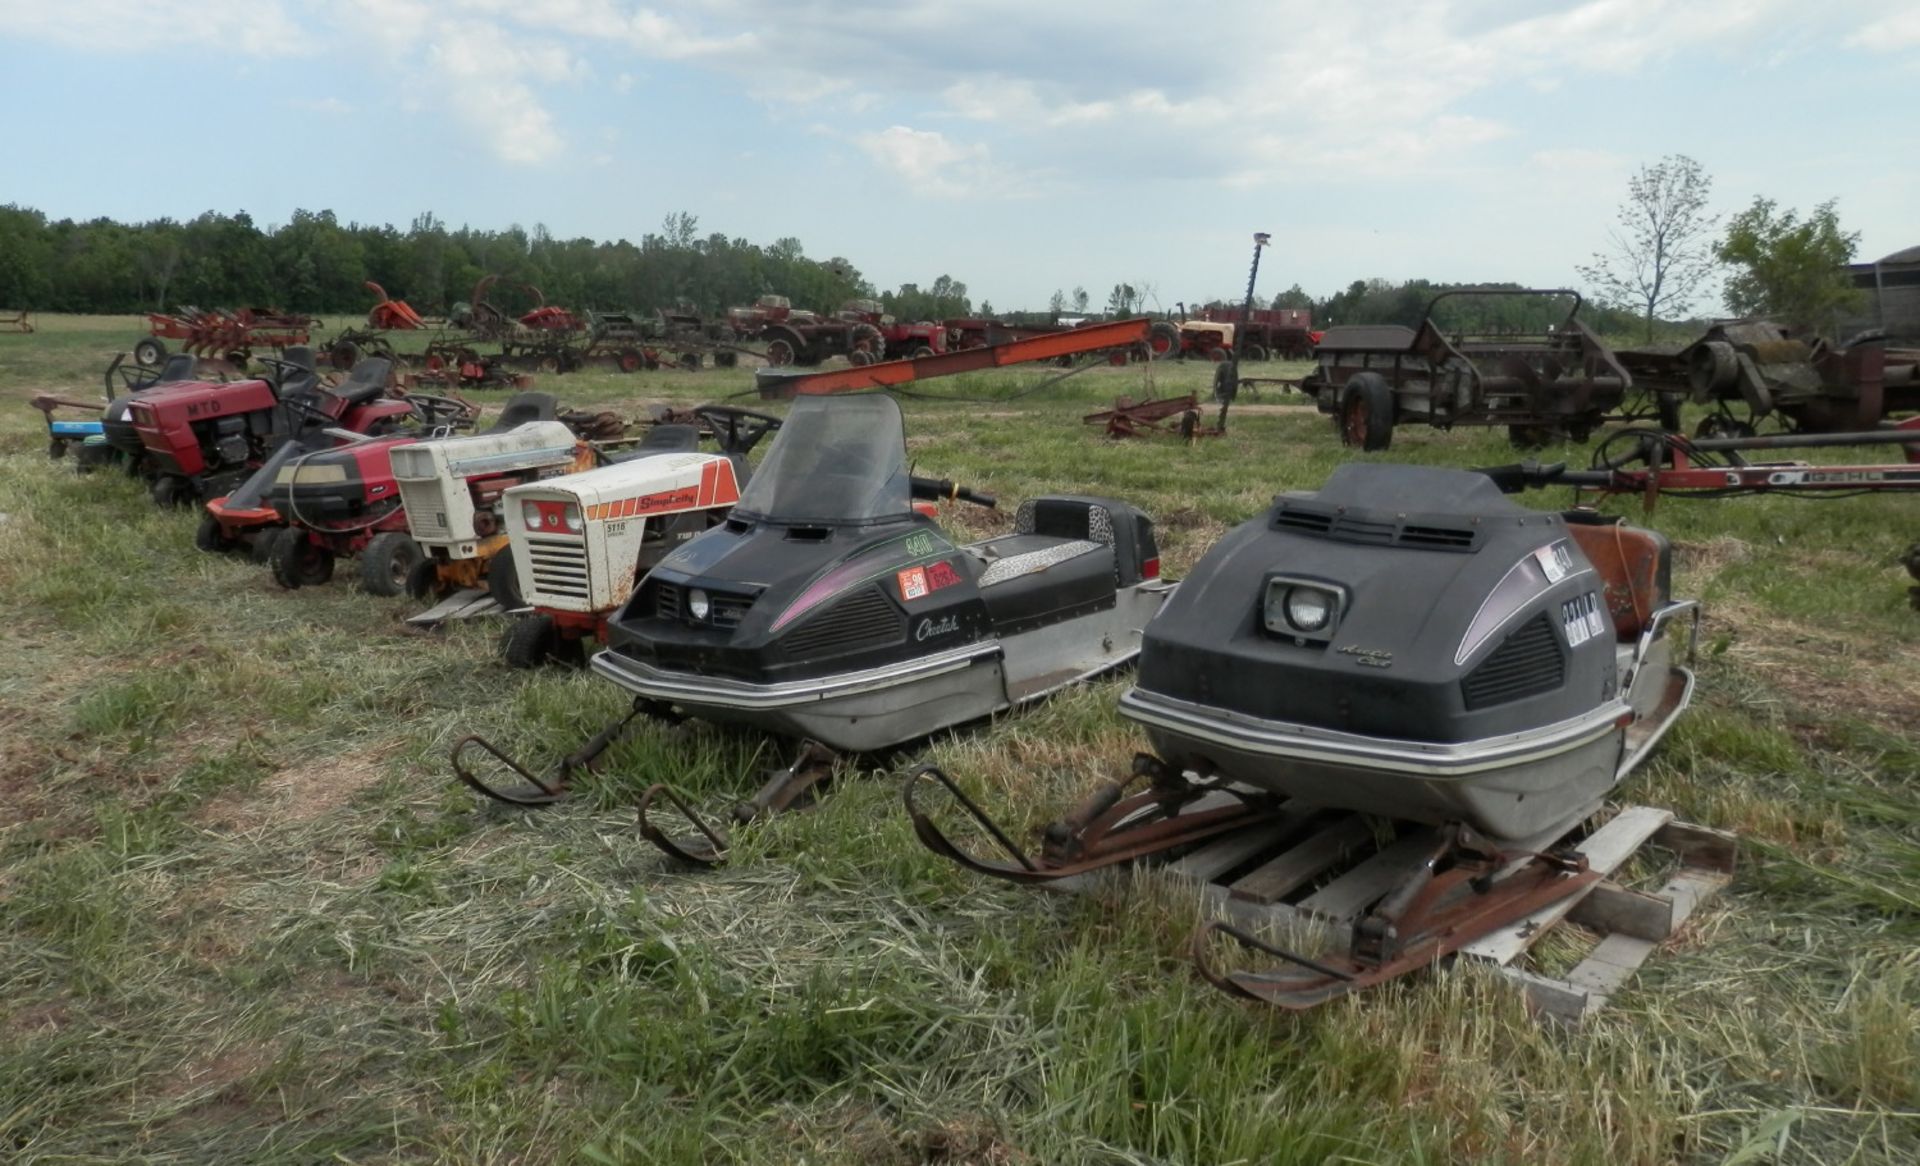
723, 293, 882, 367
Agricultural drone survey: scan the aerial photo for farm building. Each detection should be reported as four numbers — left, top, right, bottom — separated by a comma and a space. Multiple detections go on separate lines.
1844, 243, 1920, 340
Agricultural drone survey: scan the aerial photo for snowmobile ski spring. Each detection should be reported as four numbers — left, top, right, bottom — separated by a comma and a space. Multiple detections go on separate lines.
450, 697, 656, 806
637, 783, 731, 866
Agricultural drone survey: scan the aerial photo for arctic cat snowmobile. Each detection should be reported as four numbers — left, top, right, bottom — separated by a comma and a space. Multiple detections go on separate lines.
452, 393, 1171, 862
907, 461, 1698, 1008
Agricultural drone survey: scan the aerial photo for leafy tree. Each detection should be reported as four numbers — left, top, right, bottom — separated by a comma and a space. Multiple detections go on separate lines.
1048, 289, 1066, 316
1577, 154, 1719, 341
1271, 283, 1312, 310
1715, 197, 1861, 333
1104, 283, 1137, 315
1071, 286, 1089, 314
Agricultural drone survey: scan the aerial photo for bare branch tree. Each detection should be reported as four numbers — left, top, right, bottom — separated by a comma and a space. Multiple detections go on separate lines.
1577, 155, 1718, 341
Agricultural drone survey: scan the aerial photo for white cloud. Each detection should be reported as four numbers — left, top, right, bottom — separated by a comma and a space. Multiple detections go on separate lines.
1846, 6, 1920, 50
854, 126, 1036, 198
291, 96, 354, 115
5, 0, 305, 55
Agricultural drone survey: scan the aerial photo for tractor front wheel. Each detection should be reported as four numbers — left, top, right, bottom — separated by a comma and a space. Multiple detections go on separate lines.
764, 337, 796, 366
150, 475, 194, 509
1337, 374, 1395, 452
250, 527, 287, 566
194, 513, 234, 554
272, 533, 335, 590
405, 557, 440, 600
358, 532, 423, 597
503, 614, 559, 669
487, 547, 524, 610
1243, 344, 1269, 362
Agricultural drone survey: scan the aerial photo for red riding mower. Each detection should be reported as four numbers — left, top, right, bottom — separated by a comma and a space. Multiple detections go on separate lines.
127, 347, 418, 508
197, 357, 475, 562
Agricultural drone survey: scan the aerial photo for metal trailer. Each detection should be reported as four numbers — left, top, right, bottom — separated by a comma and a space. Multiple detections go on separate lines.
1300, 289, 1636, 452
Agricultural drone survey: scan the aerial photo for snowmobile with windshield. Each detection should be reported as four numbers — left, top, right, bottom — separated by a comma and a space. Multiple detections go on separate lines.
450, 393, 1172, 866
906, 461, 1697, 1008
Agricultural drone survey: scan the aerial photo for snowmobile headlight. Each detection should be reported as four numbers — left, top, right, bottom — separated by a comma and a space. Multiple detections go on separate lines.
687, 588, 711, 621
521, 501, 542, 528
1284, 586, 1335, 632
1263, 578, 1342, 641
563, 504, 584, 534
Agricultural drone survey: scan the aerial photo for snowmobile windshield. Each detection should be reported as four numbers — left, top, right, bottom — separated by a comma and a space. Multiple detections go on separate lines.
732, 394, 911, 526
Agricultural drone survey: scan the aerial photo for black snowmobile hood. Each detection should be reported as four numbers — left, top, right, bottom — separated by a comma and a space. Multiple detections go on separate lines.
1136, 463, 1613, 744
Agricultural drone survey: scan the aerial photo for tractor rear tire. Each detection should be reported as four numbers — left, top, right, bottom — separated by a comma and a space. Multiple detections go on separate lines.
679, 352, 701, 371
134, 338, 166, 368
272, 533, 335, 590
1337, 374, 1395, 452
487, 548, 523, 611
503, 614, 559, 669
194, 513, 233, 554
1146, 320, 1181, 360
1243, 344, 1269, 362
358, 532, 423, 597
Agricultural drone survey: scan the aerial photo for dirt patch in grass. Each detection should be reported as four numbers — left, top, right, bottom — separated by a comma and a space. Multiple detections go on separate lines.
198, 743, 399, 835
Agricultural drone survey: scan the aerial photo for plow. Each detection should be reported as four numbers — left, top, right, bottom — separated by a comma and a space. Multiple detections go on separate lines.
137, 305, 320, 369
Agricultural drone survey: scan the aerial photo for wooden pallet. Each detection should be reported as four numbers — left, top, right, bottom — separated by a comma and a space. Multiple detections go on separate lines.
1072, 800, 1735, 1022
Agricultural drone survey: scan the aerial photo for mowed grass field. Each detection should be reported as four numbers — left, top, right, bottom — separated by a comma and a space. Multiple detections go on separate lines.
1, 316, 1916, 1164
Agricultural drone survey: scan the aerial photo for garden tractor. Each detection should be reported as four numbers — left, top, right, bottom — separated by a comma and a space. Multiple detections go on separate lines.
492, 405, 784, 668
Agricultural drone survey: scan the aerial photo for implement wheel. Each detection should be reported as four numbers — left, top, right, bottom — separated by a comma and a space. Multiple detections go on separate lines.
194, 513, 234, 554
1337, 373, 1395, 452
133, 338, 166, 367
358, 532, 423, 597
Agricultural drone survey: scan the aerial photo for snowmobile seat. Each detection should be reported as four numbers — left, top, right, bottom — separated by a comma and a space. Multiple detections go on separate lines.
333, 357, 394, 405
487, 392, 559, 433
1013, 494, 1157, 586
971, 533, 1116, 636
1565, 517, 1672, 641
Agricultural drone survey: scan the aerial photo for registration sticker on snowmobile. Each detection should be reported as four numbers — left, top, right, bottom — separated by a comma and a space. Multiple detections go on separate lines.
1561, 591, 1605, 647
897, 566, 930, 601
1534, 541, 1574, 583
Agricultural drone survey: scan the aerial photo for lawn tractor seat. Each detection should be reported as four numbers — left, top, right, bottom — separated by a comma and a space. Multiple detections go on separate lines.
487, 392, 559, 433
333, 357, 395, 406
154, 353, 198, 384
1564, 514, 1672, 640
606, 423, 701, 464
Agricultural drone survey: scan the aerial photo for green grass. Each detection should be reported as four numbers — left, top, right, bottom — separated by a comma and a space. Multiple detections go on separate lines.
2, 317, 1917, 1163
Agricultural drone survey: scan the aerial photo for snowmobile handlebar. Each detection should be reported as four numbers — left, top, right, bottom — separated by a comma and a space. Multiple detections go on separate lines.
910, 475, 996, 508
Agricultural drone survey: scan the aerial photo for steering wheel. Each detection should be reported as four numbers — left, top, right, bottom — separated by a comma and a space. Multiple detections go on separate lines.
407, 393, 478, 429
692, 404, 783, 455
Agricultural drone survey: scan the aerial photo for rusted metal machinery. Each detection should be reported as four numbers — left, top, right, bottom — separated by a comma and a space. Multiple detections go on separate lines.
1617, 319, 1919, 436
1084, 395, 1218, 440
751, 317, 1154, 399
136, 306, 321, 369
0, 309, 33, 333
1487, 419, 1920, 608
1301, 289, 1637, 452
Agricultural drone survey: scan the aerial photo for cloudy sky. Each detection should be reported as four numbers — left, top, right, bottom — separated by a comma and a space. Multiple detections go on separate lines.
1, 0, 1914, 311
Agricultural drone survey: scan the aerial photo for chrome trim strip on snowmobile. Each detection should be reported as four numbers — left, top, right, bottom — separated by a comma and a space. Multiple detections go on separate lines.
589, 640, 1003, 710
1117, 687, 1632, 779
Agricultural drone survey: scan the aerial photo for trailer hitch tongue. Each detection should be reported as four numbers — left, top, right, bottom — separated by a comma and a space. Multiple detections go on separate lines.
450, 698, 652, 806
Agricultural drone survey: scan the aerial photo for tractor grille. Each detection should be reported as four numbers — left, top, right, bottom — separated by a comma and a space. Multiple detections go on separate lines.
780, 587, 905, 658
397, 479, 453, 540
649, 581, 755, 629
525, 535, 589, 601
1272, 504, 1479, 552
1460, 612, 1566, 710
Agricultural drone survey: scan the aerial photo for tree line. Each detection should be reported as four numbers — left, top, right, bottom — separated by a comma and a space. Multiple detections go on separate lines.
0, 205, 983, 324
